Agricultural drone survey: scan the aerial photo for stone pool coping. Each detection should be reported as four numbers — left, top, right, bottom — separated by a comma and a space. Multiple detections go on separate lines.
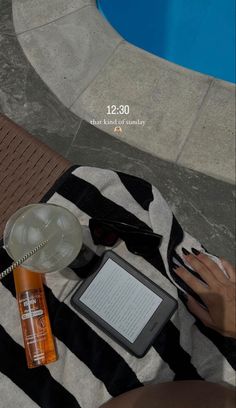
13, 0, 235, 183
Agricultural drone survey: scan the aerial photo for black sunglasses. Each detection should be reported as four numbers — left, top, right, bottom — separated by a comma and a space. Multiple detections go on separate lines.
89, 218, 162, 256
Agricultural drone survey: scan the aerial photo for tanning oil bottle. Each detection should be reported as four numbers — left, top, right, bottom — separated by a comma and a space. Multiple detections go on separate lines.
13, 266, 58, 368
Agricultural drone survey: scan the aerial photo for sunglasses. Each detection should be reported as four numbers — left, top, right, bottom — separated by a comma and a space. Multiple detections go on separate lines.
89, 218, 162, 256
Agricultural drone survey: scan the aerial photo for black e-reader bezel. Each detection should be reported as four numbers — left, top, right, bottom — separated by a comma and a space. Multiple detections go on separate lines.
70, 250, 178, 357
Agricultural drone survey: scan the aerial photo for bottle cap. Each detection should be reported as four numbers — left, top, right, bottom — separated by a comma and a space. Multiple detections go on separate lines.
13, 266, 43, 293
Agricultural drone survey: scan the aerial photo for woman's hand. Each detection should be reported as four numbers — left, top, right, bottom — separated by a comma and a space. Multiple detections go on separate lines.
174, 249, 236, 339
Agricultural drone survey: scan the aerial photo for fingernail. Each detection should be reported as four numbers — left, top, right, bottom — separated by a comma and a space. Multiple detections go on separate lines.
181, 292, 188, 301
173, 262, 180, 269
182, 247, 190, 256
191, 247, 200, 255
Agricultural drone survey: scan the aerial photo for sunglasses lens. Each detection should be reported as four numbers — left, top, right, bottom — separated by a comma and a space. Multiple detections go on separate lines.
104, 231, 118, 246
93, 226, 103, 238
90, 219, 162, 255
92, 225, 118, 246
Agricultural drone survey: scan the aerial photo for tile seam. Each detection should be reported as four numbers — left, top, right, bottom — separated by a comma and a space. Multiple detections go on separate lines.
68, 39, 125, 109
65, 118, 83, 158
16, 4, 92, 35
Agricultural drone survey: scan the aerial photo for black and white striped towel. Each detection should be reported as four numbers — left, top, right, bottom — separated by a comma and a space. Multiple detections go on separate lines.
0, 166, 235, 408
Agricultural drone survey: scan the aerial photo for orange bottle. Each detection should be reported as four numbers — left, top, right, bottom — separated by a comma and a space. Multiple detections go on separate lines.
13, 266, 58, 368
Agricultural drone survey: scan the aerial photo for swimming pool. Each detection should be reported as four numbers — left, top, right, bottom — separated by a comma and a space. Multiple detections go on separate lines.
97, 0, 235, 83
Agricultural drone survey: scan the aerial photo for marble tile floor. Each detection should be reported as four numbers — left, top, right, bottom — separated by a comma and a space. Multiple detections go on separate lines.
0, 0, 235, 263
12, 0, 236, 183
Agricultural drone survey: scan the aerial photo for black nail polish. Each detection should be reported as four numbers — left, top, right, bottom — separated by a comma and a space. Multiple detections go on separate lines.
191, 247, 200, 255
181, 292, 188, 301
182, 247, 190, 256
172, 262, 179, 270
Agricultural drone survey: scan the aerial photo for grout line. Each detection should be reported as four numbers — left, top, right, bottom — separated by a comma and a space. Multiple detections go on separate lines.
17, 4, 92, 35
65, 118, 83, 158
175, 78, 215, 162
68, 39, 125, 109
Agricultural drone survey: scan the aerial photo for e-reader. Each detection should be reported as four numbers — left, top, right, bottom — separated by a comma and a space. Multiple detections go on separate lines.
70, 251, 177, 357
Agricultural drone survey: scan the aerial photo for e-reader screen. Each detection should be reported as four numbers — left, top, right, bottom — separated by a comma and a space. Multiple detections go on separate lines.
71, 251, 177, 357
79, 258, 163, 343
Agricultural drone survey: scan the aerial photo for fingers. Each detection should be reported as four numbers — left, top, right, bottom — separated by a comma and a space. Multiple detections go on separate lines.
176, 249, 214, 287
195, 252, 230, 283
183, 250, 229, 285
174, 265, 209, 295
186, 295, 214, 327
220, 258, 236, 282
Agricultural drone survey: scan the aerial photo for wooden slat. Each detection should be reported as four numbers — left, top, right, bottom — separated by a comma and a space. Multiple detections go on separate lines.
0, 114, 71, 238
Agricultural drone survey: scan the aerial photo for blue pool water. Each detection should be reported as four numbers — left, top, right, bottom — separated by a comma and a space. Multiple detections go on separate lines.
97, 0, 235, 83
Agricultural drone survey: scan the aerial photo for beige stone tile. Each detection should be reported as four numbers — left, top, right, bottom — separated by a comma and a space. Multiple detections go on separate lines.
13, 0, 94, 33
71, 42, 211, 161
17, 6, 121, 107
178, 80, 235, 183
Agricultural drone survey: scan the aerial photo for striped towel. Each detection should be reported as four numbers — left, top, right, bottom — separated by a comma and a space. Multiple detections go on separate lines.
0, 166, 235, 408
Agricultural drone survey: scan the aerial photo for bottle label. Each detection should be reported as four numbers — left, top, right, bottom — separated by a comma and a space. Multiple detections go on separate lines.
17, 288, 57, 367
22, 309, 43, 320
19, 292, 44, 320
19, 290, 47, 357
